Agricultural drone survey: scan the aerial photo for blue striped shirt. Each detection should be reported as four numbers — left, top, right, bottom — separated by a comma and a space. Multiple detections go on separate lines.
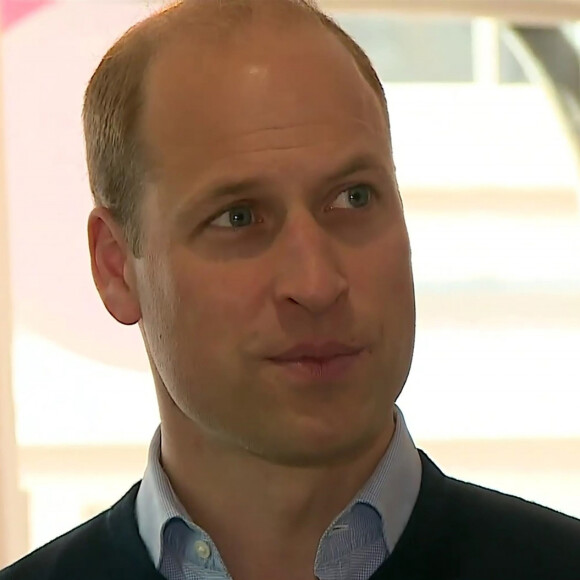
136, 405, 421, 580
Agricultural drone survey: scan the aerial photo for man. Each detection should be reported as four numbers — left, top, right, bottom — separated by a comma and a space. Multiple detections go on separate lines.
2, 0, 580, 579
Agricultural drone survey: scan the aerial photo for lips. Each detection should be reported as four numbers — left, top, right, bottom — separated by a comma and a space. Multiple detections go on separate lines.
269, 341, 364, 362
267, 342, 366, 382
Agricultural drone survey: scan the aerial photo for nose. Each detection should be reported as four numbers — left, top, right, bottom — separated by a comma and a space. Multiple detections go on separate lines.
272, 212, 349, 315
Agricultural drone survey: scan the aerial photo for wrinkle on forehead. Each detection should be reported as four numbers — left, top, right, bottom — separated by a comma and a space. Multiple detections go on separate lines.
216, 118, 388, 156
145, 106, 389, 193
159, 123, 390, 182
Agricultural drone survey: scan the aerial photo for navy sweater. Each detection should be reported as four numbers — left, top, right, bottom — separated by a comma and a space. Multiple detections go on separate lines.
1, 450, 580, 580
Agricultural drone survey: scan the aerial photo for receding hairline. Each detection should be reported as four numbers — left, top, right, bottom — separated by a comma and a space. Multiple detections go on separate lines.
139, 0, 390, 177
139, 0, 330, 58
143, 0, 387, 107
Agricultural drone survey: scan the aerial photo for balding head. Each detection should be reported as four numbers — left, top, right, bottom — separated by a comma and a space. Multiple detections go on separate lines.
82, 0, 389, 256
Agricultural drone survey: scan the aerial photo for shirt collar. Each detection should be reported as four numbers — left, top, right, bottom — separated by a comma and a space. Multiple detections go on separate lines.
135, 426, 190, 568
356, 404, 422, 552
136, 404, 422, 568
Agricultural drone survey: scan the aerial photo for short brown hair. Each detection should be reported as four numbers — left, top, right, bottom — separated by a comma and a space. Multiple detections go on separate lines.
82, 0, 388, 257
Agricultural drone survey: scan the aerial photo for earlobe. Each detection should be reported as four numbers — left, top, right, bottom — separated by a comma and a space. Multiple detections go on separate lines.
88, 208, 142, 326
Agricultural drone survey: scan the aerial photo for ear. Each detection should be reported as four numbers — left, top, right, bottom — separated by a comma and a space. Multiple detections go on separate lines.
88, 207, 142, 325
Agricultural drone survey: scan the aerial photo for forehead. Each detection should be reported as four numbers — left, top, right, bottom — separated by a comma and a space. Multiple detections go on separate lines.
141, 18, 389, 200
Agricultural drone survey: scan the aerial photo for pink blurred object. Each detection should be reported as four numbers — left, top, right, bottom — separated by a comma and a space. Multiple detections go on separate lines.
0, 0, 53, 31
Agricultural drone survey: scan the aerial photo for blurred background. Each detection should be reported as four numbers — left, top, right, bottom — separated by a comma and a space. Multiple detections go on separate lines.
1, 0, 580, 568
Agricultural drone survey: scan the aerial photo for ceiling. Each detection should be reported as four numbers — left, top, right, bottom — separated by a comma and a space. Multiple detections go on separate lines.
320, 0, 580, 24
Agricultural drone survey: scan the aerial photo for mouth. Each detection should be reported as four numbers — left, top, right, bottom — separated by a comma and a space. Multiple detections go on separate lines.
268, 350, 365, 383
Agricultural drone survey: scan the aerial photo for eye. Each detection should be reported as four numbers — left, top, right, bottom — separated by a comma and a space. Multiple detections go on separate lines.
210, 205, 256, 229
331, 184, 373, 210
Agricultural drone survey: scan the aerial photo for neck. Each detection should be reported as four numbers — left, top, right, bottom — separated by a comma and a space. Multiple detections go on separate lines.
158, 408, 395, 578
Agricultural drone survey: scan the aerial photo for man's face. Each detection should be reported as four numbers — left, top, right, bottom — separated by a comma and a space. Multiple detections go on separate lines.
133, 21, 415, 466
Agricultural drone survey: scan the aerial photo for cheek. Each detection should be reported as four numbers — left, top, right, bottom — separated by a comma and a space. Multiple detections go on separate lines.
353, 226, 414, 303
172, 263, 265, 344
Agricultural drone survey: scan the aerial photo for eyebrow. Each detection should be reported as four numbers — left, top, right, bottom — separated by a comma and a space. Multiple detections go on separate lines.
174, 152, 388, 224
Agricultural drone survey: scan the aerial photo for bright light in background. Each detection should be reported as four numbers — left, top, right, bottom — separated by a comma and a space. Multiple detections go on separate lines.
402, 327, 580, 439
12, 329, 158, 446
409, 215, 580, 285
387, 84, 577, 189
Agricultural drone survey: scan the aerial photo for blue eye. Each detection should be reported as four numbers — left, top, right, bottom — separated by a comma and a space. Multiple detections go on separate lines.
209, 185, 373, 230
211, 206, 254, 229
334, 185, 373, 209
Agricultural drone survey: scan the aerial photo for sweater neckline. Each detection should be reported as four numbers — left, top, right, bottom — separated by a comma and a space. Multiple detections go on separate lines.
105, 449, 455, 580
367, 450, 460, 579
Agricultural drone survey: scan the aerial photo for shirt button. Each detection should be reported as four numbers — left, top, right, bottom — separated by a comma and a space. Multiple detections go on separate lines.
193, 540, 211, 560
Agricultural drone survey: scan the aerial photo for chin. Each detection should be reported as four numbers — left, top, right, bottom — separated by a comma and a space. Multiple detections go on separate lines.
244, 421, 384, 468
